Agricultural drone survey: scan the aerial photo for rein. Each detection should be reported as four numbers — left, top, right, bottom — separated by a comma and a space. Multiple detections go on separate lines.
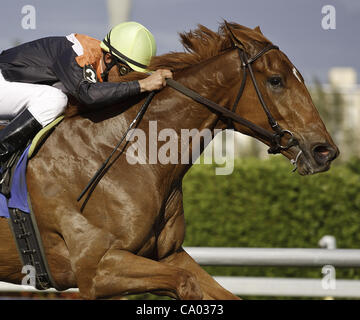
166, 44, 298, 155
165, 78, 275, 144
77, 39, 300, 210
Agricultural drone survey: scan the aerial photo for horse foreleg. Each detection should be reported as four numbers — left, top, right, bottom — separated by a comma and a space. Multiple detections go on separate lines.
84, 249, 203, 300
160, 247, 240, 300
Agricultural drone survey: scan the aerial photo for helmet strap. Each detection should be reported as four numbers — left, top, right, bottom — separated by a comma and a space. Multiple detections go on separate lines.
101, 51, 118, 82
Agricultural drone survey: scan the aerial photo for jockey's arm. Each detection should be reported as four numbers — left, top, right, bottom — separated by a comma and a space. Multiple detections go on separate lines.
52, 48, 171, 109
72, 69, 173, 107
52, 48, 143, 108
75, 81, 141, 108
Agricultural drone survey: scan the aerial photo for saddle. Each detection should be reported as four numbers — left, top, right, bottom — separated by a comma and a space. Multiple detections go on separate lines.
0, 116, 64, 290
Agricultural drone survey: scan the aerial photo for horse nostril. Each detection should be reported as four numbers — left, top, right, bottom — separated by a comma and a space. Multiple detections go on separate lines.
312, 144, 337, 165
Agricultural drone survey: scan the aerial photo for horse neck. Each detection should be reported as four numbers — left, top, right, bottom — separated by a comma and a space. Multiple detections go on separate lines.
142, 50, 241, 181
152, 49, 240, 131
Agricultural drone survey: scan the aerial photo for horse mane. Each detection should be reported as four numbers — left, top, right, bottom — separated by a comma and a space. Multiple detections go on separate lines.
149, 24, 231, 72
65, 22, 270, 117
151, 22, 272, 71
123, 22, 270, 76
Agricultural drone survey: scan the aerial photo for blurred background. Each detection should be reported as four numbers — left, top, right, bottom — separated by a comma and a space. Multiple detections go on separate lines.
1, 0, 359, 300
1, 0, 358, 160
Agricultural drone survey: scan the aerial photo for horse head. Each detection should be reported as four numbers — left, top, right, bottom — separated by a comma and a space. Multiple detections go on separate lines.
221, 22, 339, 175
108, 21, 339, 176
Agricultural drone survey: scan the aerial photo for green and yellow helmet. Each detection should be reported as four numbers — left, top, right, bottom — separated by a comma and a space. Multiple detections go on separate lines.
100, 21, 157, 73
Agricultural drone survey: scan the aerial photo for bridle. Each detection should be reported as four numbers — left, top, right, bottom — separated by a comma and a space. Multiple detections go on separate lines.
228, 44, 295, 154
166, 41, 298, 155
225, 23, 299, 154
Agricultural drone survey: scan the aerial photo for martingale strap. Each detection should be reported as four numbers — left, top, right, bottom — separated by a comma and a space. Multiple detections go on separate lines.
77, 91, 156, 211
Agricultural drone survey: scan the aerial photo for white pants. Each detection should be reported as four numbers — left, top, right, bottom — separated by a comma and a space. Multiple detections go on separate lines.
0, 71, 68, 127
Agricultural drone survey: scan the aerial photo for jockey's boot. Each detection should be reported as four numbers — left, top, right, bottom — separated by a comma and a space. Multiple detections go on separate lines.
0, 108, 42, 164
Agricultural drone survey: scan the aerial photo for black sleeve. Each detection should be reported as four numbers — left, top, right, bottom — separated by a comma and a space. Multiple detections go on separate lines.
52, 46, 140, 108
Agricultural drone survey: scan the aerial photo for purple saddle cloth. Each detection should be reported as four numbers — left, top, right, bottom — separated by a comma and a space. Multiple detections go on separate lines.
0, 145, 31, 218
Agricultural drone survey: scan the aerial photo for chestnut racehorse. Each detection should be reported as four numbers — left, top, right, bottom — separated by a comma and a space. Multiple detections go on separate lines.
0, 22, 338, 299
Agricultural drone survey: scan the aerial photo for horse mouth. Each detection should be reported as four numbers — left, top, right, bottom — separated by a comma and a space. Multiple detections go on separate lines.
290, 143, 339, 176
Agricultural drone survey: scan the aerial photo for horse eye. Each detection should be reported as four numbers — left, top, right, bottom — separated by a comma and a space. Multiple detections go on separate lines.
268, 76, 283, 88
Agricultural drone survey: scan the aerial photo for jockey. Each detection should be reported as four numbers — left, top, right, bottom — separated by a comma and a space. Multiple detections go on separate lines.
0, 21, 172, 163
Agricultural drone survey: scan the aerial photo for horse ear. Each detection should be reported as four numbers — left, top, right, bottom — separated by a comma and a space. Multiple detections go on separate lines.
223, 20, 246, 51
254, 26, 263, 35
